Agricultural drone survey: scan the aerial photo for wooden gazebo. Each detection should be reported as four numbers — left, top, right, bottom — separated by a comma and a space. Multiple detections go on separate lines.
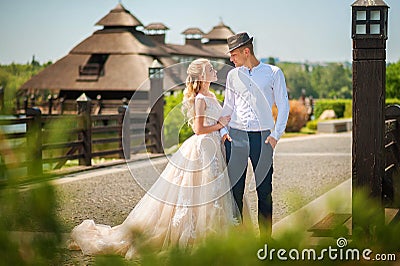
19, 3, 234, 114
203, 21, 235, 54
20, 4, 167, 112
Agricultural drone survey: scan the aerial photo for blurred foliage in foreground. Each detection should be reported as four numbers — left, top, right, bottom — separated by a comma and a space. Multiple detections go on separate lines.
0, 183, 62, 265
92, 190, 400, 266
1, 108, 400, 265
0, 117, 64, 265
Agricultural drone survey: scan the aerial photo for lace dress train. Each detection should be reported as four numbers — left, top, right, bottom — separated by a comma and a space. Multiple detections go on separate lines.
68, 94, 239, 259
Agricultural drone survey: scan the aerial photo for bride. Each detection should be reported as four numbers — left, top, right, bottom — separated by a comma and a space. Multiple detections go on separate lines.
68, 59, 239, 259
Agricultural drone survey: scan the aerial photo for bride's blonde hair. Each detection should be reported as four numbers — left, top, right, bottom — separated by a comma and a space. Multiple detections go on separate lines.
182, 58, 209, 127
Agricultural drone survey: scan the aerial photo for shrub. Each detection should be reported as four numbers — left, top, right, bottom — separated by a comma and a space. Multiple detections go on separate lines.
163, 92, 193, 149
314, 99, 347, 119
0, 121, 63, 265
273, 100, 308, 132
163, 88, 222, 148
313, 99, 400, 120
386, 98, 400, 106
306, 120, 318, 131
343, 100, 352, 118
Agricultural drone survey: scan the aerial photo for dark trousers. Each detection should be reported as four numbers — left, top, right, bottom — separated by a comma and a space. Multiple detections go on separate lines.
225, 129, 273, 239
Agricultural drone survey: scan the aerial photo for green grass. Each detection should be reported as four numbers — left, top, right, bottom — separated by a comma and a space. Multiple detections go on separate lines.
282, 126, 316, 138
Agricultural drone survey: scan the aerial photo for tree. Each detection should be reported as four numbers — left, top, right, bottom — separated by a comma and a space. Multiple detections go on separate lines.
30, 55, 40, 67
279, 62, 316, 99
0, 62, 48, 113
386, 60, 400, 98
0, 68, 10, 89
310, 63, 352, 99
163, 91, 193, 149
267, 57, 276, 65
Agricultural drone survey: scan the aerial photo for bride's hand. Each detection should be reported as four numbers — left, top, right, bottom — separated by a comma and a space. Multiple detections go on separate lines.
218, 116, 231, 127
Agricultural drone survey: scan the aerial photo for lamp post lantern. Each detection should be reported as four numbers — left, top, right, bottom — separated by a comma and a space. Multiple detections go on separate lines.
351, 0, 389, 234
352, 0, 388, 39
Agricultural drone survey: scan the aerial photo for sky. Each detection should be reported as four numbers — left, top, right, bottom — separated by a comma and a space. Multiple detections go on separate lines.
0, 0, 399, 65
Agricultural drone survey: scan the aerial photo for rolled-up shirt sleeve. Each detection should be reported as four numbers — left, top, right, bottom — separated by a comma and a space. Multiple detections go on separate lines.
270, 68, 289, 140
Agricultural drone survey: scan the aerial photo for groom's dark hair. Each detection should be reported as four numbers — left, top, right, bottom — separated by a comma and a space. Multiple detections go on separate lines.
240, 43, 254, 56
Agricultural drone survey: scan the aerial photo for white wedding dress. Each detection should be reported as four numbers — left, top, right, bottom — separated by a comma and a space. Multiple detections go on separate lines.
68, 93, 239, 259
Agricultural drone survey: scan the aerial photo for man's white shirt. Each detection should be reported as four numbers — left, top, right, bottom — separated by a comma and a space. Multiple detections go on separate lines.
220, 62, 289, 140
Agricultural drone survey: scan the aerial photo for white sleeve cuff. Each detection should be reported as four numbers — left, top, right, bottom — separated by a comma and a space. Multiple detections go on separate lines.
269, 131, 281, 141
220, 127, 228, 138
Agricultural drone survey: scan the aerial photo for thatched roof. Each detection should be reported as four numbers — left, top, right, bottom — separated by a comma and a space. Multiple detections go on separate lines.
201, 21, 235, 54
95, 3, 143, 27
202, 43, 229, 55
145, 23, 169, 31
181, 28, 205, 36
164, 43, 227, 59
20, 54, 155, 91
203, 21, 235, 40
19, 5, 232, 94
71, 28, 168, 56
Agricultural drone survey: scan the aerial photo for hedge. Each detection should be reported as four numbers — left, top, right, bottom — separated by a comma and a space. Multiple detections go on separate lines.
314, 98, 400, 120
314, 99, 352, 119
386, 98, 400, 106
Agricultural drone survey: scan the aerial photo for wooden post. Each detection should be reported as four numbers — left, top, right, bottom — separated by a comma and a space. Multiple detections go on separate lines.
16, 96, 20, 114
30, 94, 35, 107
0, 86, 4, 114
118, 105, 130, 160
77, 93, 92, 166
352, 39, 386, 214
351, 1, 389, 235
26, 107, 43, 176
0, 154, 4, 180
47, 94, 53, 115
59, 97, 65, 115
95, 94, 103, 115
23, 96, 28, 114
352, 41, 386, 194
149, 60, 164, 153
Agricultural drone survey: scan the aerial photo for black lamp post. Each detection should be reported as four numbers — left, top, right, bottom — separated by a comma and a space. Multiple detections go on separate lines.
351, 0, 389, 234
148, 60, 164, 153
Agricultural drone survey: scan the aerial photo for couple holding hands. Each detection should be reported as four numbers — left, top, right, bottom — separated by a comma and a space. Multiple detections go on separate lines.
69, 32, 289, 259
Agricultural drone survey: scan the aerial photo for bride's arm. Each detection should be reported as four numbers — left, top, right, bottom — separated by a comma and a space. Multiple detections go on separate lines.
193, 98, 226, 135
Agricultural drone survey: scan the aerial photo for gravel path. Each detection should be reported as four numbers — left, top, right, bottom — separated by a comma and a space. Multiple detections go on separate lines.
55, 132, 351, 230
14, 132, 352, 264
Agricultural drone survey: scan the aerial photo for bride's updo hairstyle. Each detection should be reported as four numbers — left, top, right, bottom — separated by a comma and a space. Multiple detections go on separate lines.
182, 58, 209, 127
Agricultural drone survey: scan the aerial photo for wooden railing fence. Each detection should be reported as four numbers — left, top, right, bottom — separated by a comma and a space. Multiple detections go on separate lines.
0, 105, 162, 178
383, 104, 400, 209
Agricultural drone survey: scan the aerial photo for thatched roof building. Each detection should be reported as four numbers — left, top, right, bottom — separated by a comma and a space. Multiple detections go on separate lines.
19, 3, 234, 113
203, 21, 235, 54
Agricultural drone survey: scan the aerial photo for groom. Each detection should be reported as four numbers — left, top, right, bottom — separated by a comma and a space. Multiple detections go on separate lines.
220, 32, 289, 240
